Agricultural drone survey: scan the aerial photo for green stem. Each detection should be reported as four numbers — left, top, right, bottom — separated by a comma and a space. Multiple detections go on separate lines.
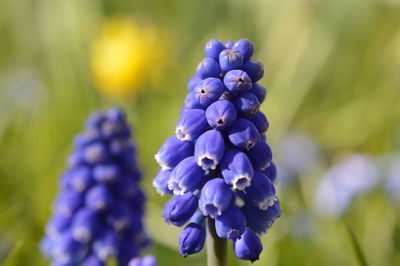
206, 217, 227, 266
345, 223, 368, 266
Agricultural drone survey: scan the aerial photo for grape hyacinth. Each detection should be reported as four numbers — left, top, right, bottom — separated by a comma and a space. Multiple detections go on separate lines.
153, 39, 281, 263
41, 108, 156, 266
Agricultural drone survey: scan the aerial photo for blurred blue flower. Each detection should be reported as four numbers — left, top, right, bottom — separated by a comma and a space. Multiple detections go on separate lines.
41, 108, 154, 265
314, 154, 379, 217
276, 132, 322, 185
382, 153, 400, 205
153, 39, 281, 262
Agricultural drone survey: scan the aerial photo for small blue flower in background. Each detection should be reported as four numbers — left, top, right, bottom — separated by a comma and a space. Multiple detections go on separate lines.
314, 154, 379, 217
153, 39, 281, 262
381, 153, 400, 205
276, 132, 322, 186
41, 108, 157, 266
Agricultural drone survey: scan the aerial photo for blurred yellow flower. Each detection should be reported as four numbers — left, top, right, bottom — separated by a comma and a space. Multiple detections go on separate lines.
91, 18, 160, 99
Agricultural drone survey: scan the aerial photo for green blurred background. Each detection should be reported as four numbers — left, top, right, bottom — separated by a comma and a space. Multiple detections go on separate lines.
0, 0, 399, 265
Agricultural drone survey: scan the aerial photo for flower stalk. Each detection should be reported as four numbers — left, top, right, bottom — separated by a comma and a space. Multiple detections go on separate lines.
206, 218, 227, 266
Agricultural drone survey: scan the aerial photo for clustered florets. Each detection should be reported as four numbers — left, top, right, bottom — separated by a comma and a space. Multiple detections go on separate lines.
41, 108, 155, 266
153, 39, 281, 262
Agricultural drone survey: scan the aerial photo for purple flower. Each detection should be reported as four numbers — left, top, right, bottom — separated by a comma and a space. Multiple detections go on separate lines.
246, 141, 273, 170
215, 205, 246, 240
196, 58, 221, 79
155, 136, 194, 170
233, 229, 263, 262
179, 223, 206, 257
42, 108, 153, 265
228, 118, 260, 150
199, 178, 232, 218
223, 70, 252, 94
193, 78, 225, 108
163, 192, 198, 226
244, 171, 277, 210
221, 150, 254, 190
261, 161, 278, 184
205, 100, 237, 130
168, 156, 205, 195
249, 83, 266, 103
204, 39, 226, 60
219, 49, 244, 71
152, 169, 173, 196
194, 130, 225, 170
243, 201, 281, 234
233, 92, 260, 118
250, 111, 269, 133
232, 39, 254, 61
153, 39, 280, 261
242, 61, 264, 82
175, 109, 208, 141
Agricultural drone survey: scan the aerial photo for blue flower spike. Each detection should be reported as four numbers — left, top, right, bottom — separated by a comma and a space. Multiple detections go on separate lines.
153, 39, 281, 262
42, 108, 156, 265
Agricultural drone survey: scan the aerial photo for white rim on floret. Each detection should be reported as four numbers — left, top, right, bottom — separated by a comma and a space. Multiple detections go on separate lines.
97, 246, 116, 260
259, 195, 278, 211
72, 227, 91, 243
232, 175, 252, 190
167, 179, 187, 195
175, 127, 192, 141
204, 203, 222, 218
197, 154, 218, 170
259, 161, 271, 171
152, 179, 166, 196
154, 153, 171, 170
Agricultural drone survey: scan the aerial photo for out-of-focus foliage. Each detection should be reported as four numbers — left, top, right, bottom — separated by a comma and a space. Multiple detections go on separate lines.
0, 0, 399, 265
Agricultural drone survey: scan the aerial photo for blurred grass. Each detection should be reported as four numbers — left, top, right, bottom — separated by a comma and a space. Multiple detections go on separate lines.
0, 0, 400, 265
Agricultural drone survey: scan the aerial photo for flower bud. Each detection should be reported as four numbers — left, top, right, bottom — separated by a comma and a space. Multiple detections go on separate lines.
83, 143, 109, 164
228, 119, 260, 150
175, 109, 208, 141
243, 200, 281, 234
155, 136, 194, 170
162, 193, 198, 226
261, 161, 277, 184
187, 75, 202, 91
55, 190, 83, 217
93, 228, 118, 260
82, 255, 104, 266
204, 39, 226, 60
244, 171, 276, 210
196, 58, 221, 79
205, 100, 237, 130
152, 169, 173, 196
223, 70, 252, 94
194, 130, 225, 170
194, 78, 225, 108
93, 164, 120, 183
224, 41, 234, 49
71, 208, 100, 243
66, 167, 93, 192
199, 178, 232, 218
249, 83, 266, 103
179, 223, 206, 257
221, 150, 254, 190
242, 61, 264, 82
233, 228, 262, 262
219, 49, 243, 71
184, 91, 204, 109
232, 39, 254, 61
233, 92, 260, 118
246, 141, 272, 170
85, 185, 115, 212
215, 205, 246, 240
168, 156, 205, 195
46, 214, 71, 238
250, 111, 269, 133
